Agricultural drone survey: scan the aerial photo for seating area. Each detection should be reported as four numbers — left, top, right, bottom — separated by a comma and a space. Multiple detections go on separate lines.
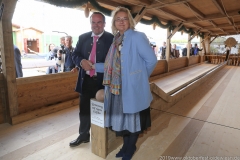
2, 62, 240, 159
206, 54, 240, 66
149, 62, 226, 112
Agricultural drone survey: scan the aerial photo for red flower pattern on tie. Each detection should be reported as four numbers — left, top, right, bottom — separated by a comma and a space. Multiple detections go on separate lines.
90, 36, 99, 77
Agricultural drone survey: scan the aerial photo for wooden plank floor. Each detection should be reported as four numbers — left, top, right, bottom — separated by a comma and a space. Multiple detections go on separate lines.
1, 65, 240, 160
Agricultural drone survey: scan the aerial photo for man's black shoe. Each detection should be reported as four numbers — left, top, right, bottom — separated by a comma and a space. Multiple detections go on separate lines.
69, 135, 90, 147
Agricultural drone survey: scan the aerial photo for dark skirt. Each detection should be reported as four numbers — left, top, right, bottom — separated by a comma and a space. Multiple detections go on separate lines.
115, 107, 151, 137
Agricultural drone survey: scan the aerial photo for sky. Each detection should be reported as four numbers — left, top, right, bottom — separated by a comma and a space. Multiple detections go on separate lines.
12, 0, 194, 47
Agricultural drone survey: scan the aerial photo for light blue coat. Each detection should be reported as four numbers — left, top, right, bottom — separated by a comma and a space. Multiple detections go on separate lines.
116, 29, 157, 113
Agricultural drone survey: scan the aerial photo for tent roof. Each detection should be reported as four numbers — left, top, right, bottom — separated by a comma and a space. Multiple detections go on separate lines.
39, 0, 240, 37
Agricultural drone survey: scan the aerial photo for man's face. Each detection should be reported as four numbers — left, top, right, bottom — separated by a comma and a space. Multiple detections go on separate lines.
91, 14, 105, 35
65, 38, 72, 48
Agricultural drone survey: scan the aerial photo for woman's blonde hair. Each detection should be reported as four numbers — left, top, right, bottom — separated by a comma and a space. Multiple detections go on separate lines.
111, 7, 136, 35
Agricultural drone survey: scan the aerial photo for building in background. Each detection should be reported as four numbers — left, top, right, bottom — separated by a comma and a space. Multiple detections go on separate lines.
12, 23, 43, 54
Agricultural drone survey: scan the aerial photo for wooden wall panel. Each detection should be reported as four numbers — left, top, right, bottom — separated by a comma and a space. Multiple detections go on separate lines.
189, 56, 200, 66
150, 60, 167, 77
16, 73, 79, 114
168, 57, 188, 72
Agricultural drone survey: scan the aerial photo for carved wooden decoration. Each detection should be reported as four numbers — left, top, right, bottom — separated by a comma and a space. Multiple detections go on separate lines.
224, 37, 238, 48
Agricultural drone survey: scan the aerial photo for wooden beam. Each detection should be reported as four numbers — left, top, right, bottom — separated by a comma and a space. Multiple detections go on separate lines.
187, 34, 191, 59
159, 8, 186, 21
168, 22, 183, 39
139, 0, 153, 5
185, 11, 240, 24
134, 6, 148, 24
183, 2, 205, 19
211, 0, 225, 15
201, 32, 211, 43
208, 20, 217, 27
148, 0, 192, 9
227, 18, 233, 25
166, 28, 171, 72
1, 0, 19, 124
209, 36, 218, 44
188, 29, 201, 42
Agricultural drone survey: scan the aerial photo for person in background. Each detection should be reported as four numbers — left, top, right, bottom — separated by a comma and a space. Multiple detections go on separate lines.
103, 7, 157, 160
56, 36, 76, 72
14, 45, 23, 78
193, 43, 203, 55
60, 36, 66, 46
172, 44, 180, 58
46, 43, 58, 74
47, 43, 56, 60
189, 44, 194, 56
69, 12, 113, 147
182, 44, 188, 57
159, 41, 166, 59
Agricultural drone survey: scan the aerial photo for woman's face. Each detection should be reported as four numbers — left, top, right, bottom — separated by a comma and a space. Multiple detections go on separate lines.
114, 11, 130, 34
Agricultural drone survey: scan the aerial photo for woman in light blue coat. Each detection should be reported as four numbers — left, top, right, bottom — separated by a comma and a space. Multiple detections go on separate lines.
103, 7, 157, 160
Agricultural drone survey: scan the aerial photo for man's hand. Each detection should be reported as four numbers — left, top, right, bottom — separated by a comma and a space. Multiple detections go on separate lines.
71, 67, 78, 73
81, 59, 93, 71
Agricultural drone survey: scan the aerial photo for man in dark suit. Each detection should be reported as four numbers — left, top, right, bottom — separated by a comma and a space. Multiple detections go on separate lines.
70, 12, 113, 147
182, 44, 188, 57
14, 45, 23, 78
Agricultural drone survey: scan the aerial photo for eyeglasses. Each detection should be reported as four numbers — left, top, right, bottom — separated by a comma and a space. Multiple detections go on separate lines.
115, 17, 129, 22
91, 21, 103, 25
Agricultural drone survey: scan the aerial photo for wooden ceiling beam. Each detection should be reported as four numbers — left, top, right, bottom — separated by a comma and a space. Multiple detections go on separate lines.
134, 6, 148, 23
208, 20, 217, 27
185, 12, 240, 24
183, 2, 205, 19
168, 22, 183, 39
147, 0, 192, 9
204, 22, 240, 30
201, 32, 211, 43
209, 36, 218, 44
158, 8, 186, 21
227, 18, 233, 25
211, 0, 225, 15
139, 0, 154, 6
188, 28, 201, 41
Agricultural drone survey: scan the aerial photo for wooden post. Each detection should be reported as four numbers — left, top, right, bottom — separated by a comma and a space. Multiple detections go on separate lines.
187, 33, 191, 66
90, 99, 122, 158
166, 28, 171, 72
1, 0, 18, 123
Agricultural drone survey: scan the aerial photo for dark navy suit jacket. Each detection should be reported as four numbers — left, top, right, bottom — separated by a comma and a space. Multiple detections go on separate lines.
72, 31, 113, 94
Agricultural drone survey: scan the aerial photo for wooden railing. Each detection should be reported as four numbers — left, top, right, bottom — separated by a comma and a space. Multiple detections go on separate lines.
12, 72, 79, 124
0, 55, 204, 125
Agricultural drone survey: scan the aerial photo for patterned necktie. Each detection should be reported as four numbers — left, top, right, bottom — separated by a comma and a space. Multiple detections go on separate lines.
90, 36, 99, 77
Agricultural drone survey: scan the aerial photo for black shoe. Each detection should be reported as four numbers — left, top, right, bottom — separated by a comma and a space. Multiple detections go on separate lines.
116, 149, 125, 158
69, 135, 90, 147
122, 146, 136, 160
